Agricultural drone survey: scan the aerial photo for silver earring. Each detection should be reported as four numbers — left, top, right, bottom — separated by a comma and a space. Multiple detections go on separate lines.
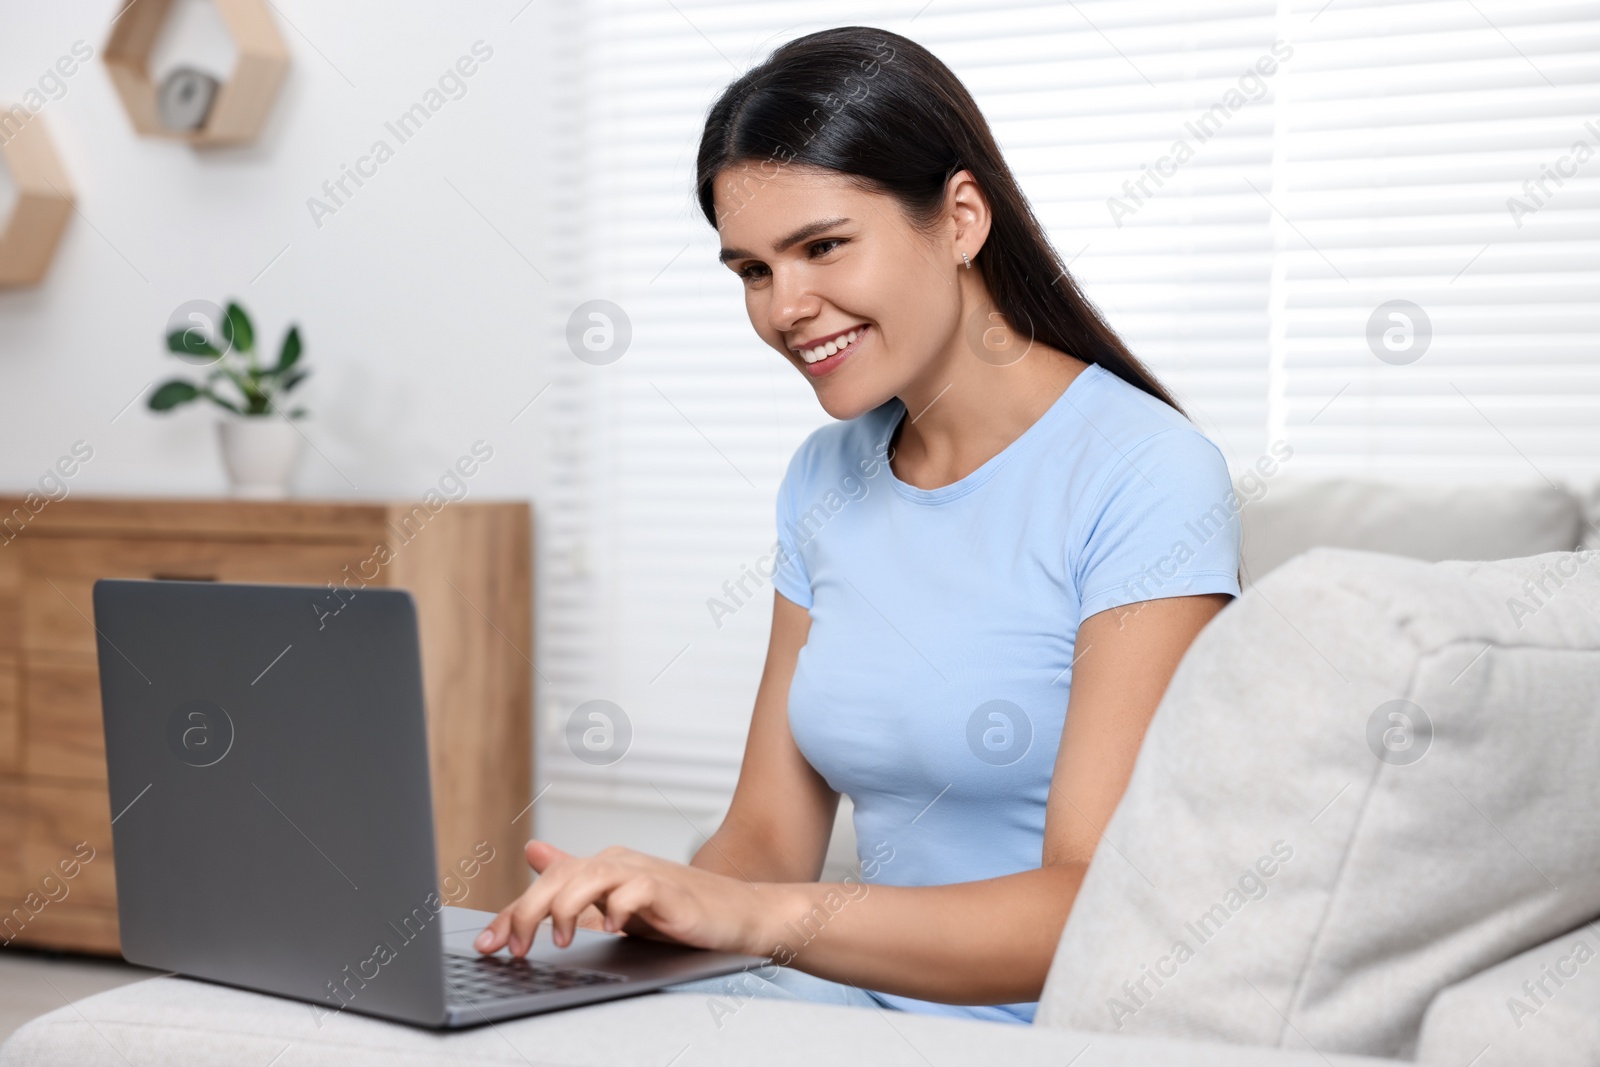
961, 251, 972, 270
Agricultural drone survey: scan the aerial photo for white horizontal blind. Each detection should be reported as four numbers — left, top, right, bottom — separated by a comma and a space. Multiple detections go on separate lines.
1268, 0, 1600, 484
970, 0, 1286, 462
538, 1, 1288, 814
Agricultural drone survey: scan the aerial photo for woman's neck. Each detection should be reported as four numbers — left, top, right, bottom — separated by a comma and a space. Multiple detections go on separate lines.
888, 339, 1088, 492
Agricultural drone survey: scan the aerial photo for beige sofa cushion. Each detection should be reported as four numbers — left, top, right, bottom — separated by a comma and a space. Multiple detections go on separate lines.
1035, 546, 1600, 1061
0, 971, 1409, 1066
1580, 480, 1600, 553
1415, 920, 1600, 1066
1236, 477, 1584, 583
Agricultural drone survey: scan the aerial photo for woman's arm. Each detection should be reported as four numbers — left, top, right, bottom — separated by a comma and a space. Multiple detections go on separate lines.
560, 590, 825, 935
744, 591, 1231, 1003
689, 590, 838, 884
476, 591, 1230, 1005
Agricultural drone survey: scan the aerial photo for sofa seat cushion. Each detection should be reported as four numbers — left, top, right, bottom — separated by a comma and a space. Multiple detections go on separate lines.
1036, 546, 1600, 1060
0, 973, 1408, 1066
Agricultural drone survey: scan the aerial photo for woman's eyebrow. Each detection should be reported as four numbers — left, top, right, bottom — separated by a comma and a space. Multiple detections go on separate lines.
718, 216, 853, 264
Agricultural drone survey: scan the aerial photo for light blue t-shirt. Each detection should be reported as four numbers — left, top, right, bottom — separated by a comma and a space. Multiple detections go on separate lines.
771, 361, 1242, 1024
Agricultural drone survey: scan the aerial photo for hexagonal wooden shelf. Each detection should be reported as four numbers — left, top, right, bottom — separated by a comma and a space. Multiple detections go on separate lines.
0, 112, 74, 288
104, 0, 289, 146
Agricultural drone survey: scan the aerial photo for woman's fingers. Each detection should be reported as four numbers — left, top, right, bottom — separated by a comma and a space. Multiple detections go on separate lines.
478, 843, 591, 954
601, 876, 658, 935
478, 897, 613, 954
474, 897, 512, 953
546, 864, 632, 947
524, 839, 573, 872
478, 906, 520, 956
506, 875, 565, 956
601, 883, 681, 940
473, 842, 670, 956
499, 855, 574, 955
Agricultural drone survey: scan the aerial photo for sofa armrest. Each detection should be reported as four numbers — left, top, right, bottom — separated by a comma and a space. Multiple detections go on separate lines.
1416, 921, 1600, 1066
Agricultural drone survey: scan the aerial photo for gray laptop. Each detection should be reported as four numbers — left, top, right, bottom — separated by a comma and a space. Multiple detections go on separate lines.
92, 578, 765, 1029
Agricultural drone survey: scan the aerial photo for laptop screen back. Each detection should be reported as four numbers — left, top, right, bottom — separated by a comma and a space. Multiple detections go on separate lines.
93, 579, 450, 1026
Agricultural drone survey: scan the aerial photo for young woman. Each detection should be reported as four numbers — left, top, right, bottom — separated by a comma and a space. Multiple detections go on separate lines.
473, 26, 1243, 1024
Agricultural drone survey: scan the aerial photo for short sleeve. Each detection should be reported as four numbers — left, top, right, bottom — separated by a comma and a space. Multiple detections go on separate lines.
771, 444, 814, 609
1071, 427, 1242, 625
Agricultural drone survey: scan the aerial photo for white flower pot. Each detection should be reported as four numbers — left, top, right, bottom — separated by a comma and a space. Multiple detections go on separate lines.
216, 417, 302, 499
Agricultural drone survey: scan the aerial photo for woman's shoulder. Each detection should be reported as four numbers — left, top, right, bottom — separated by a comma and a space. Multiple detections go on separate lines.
1068, 362, 1211, 453
1057, 365, 1232, 508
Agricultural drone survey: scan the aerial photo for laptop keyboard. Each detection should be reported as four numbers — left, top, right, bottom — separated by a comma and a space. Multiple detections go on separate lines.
443, 950, 627, 1003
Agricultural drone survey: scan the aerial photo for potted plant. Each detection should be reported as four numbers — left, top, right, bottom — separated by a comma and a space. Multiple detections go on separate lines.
148, 300, 310, 499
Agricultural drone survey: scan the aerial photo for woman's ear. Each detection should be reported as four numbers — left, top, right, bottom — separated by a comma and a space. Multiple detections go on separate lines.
945, 168, 992, 264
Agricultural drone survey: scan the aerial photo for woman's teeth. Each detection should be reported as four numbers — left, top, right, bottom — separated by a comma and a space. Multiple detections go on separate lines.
800, 328, 861, 364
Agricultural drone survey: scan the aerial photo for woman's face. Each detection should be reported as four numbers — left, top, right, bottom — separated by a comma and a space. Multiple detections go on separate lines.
713, 162, 965, 421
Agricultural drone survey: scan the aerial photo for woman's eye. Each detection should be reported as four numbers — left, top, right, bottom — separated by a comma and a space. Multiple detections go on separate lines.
735, 240, 844, 283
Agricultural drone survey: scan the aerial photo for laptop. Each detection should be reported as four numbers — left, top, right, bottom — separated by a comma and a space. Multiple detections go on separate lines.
92, 578, 766, 1029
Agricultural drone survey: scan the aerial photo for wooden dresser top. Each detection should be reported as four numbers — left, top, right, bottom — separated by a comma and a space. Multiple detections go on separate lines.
0, 497, 528, 543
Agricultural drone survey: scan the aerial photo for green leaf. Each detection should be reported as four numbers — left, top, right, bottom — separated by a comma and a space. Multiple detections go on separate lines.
276, 326, 302, 373
148, 379, 200, 411
221, 302, 254, 353
216, 365, 257, 402
199, 388, 244, 415
167, 328, 220, 358
278, 368, 310, 394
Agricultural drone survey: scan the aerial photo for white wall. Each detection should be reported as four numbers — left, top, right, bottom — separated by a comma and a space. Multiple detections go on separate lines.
0, 3, 553, 500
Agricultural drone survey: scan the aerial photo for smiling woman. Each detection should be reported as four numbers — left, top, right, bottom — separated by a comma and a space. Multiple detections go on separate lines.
474, 25, 1243, 1025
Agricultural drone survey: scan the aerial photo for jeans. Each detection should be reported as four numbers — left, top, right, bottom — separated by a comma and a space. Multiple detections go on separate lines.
661, 965, 893, 1010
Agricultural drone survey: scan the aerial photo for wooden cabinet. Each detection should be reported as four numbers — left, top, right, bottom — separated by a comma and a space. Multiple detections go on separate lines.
0, 497, 533, 955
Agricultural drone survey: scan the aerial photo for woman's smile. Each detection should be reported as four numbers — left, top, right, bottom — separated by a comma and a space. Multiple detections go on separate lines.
796, 324, 869, 377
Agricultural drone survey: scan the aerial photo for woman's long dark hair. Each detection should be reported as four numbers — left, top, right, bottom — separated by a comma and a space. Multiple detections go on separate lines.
694, 25, 1188, 418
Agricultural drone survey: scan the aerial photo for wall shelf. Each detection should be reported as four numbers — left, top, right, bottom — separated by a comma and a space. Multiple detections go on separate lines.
0, 112, 74, 288
103, 0, 289, 147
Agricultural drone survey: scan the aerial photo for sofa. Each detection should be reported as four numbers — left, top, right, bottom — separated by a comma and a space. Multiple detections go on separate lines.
4, 475, 1598, 1065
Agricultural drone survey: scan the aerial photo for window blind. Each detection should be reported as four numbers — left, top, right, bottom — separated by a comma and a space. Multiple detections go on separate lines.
1268, 0, 1600, 485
